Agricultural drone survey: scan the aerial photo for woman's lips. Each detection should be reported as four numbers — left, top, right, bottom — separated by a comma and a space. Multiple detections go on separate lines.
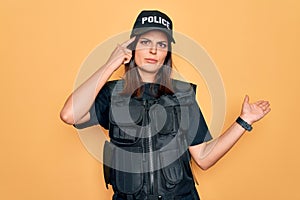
145, 58, 158, 64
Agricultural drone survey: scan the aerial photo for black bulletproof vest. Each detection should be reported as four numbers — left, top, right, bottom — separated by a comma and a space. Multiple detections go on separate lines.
103, 80, 199, 199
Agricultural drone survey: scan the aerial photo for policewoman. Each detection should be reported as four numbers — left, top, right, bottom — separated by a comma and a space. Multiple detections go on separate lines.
60, 10, 271, 200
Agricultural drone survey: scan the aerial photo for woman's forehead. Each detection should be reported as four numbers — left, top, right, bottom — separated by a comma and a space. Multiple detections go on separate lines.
138, 30, 168, 42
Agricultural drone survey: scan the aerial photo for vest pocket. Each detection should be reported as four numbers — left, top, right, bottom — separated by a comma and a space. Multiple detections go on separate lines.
109, 104, 144, 145
151, 106, 179, 135
160, 149, 183, 189
103, 141, 114, 188
175, 106, 189, 131
113, 146, 144, 194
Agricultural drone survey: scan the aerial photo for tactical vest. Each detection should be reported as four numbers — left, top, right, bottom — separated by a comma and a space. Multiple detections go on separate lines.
103, 80, 200, 200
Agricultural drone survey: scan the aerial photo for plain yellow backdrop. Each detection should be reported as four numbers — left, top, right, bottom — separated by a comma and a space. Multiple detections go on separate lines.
1, 0, 299, 199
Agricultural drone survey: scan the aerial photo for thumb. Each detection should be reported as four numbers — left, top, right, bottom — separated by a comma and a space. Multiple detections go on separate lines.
243, 95, 249, 105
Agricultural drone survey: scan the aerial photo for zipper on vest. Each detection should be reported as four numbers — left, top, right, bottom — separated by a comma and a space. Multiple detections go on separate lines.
143, 99, 154, 194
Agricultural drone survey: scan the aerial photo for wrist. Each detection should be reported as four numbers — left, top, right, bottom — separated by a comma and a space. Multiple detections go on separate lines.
239, 114, 254, 125
236, 116, 253, 132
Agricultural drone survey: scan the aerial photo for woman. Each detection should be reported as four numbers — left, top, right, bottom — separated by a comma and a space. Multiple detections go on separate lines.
60, 10, 271, 200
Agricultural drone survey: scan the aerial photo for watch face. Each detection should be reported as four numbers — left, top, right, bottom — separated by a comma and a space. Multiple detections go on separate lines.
245, 124, 252, 131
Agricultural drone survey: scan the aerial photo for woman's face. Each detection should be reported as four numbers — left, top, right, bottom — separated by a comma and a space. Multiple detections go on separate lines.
134, 30, 169, 81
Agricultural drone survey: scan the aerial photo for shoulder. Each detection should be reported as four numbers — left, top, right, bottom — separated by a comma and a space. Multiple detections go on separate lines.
104, 79, 124, 88
95, 79, 124, 100
171, 79, 197, 94
102, 79, 125, 93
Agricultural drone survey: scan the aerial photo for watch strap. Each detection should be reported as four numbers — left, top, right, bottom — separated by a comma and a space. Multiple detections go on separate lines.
236, 117, 253, 131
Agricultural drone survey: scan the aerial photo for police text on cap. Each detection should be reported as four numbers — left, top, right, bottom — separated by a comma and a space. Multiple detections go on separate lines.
141, 16, 170, 30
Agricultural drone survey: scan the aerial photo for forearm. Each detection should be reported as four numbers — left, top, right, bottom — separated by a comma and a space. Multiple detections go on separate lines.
197, 120, 247, 169
190, 96, 270, 170
60, 37, 135, 125
60, 64, 115, 124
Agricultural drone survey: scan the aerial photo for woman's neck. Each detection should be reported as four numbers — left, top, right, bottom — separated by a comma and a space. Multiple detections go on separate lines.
138, 70, 157, 83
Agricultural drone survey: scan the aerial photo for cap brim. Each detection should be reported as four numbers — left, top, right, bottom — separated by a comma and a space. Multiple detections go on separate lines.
130, 27, 175, 43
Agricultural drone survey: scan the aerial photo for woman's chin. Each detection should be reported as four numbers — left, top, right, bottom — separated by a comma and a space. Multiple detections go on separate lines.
137, 64, 162, 74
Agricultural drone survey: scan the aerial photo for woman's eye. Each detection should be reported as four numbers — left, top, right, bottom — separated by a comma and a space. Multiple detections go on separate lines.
158, 42, 167, 48
140, 40, 151, 46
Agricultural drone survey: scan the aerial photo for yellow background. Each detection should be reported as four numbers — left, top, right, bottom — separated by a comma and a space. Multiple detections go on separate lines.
1, 0, 299, 199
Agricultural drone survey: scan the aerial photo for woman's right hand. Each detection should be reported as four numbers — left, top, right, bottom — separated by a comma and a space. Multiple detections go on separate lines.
105, 36, 136, 71
60, 37, 137, 125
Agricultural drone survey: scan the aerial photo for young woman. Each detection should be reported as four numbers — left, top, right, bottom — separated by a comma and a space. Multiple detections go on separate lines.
60, 10, 271, 200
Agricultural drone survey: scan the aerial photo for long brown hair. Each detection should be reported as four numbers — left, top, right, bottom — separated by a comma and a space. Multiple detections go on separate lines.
121, 34, 174, 98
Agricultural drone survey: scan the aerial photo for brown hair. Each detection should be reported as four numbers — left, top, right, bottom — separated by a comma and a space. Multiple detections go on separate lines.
121, 34, 174, 98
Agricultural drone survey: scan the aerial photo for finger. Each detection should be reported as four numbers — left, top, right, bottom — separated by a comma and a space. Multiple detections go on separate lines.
121, 36, 136, 48
261, 101, 270, 107
264, 107, 271, 115
123, 54, 132, 64
116, 43, 125, 53
255, 100, 265, 106
243, 95, 249, 105
262, 103, 271, 110
123, 48, 132, 55
257, 101, 269, 108
117, 44, 132, 56
124, 59, 130, 64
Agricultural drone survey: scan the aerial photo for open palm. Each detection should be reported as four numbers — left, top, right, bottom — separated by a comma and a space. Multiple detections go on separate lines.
240, 95, 271, 124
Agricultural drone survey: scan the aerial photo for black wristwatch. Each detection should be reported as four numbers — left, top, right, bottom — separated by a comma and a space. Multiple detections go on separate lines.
236, 117, 253, 132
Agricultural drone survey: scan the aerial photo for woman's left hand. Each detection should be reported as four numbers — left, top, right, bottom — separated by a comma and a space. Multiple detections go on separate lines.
240, 95, 271, 125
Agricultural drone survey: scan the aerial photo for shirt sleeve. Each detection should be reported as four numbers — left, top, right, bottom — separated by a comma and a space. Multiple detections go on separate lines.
187, 84, 213, 146
73, 82, 111, 130
188, 103, 213, 146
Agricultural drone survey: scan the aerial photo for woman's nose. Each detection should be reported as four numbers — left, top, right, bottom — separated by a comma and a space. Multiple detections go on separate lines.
149, 44, 157, 54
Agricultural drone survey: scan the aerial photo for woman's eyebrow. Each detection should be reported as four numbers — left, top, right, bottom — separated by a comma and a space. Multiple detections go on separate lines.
140, 37, 167, 43
157, 41, 167, 43
140, 37, 151, 40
